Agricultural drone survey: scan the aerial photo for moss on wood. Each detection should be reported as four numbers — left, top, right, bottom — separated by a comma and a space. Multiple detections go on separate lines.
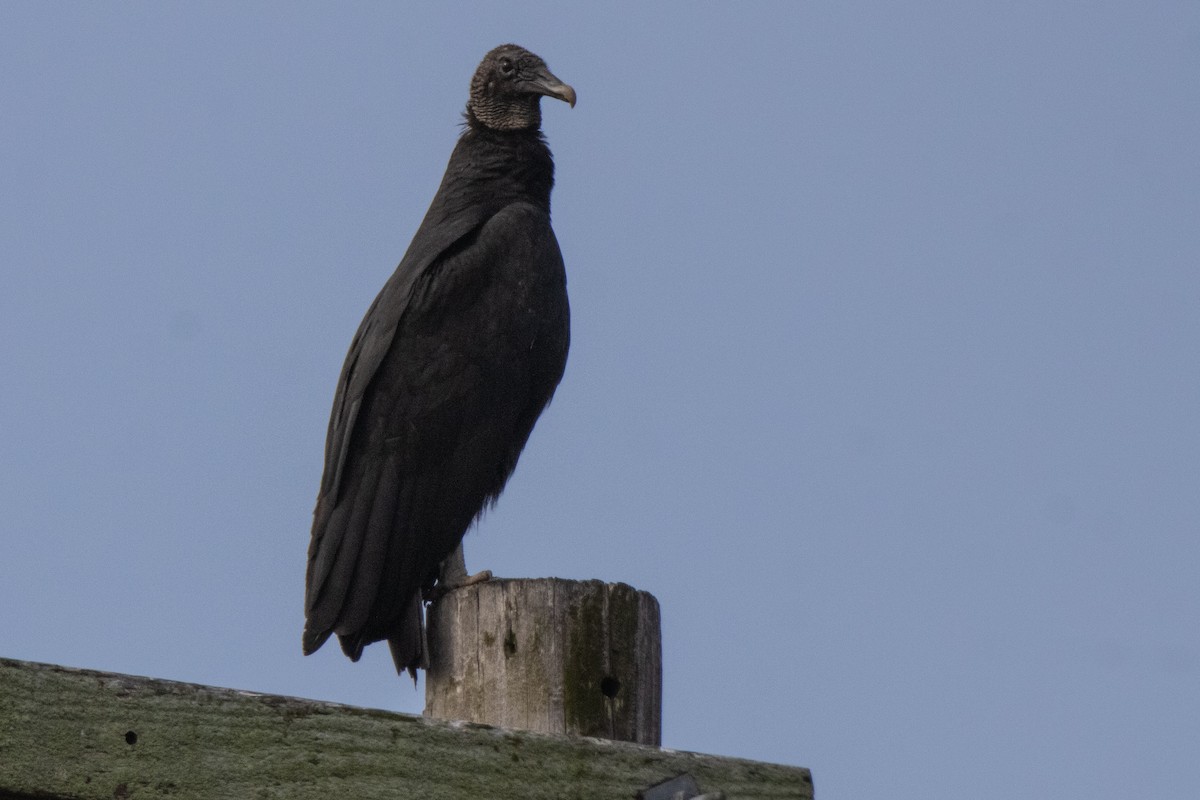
0, 656, 812, 800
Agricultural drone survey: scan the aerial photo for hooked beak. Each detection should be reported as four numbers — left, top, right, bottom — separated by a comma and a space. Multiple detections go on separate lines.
528, 67, 577, 108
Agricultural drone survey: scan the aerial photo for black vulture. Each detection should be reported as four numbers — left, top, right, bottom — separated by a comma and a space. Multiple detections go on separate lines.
303, 45, 574, 678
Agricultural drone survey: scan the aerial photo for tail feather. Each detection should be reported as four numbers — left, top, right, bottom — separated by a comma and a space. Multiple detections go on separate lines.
301, 626, 332, 657
387, 596, 426, 682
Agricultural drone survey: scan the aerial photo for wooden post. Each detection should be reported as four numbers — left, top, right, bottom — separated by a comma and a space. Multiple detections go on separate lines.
424, 578, 662, 746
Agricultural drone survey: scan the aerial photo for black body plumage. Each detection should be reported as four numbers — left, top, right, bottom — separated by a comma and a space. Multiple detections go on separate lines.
303, 45, 573, 677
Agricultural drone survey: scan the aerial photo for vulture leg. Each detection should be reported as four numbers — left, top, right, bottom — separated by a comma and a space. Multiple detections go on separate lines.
433, 541, 493, 596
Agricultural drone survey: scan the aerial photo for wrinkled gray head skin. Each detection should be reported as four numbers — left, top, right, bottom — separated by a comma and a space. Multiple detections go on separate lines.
468, 44, 576, 131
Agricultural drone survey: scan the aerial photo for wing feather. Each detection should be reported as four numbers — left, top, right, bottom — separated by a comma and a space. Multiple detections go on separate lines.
304, 200, 491, 653
305, 195, 568, 668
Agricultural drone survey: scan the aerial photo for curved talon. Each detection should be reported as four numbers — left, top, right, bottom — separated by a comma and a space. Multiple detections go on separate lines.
427, 569, 493, 602
460, 568, 493, 588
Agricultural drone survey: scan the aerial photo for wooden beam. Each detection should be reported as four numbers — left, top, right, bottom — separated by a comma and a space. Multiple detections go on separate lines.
0, 657, 813, 800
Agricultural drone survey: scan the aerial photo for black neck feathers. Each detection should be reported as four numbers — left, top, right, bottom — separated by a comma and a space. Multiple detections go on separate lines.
431, 122, 556, 221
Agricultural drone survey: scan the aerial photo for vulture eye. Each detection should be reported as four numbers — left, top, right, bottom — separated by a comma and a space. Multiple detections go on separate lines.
498, 57, 515, 76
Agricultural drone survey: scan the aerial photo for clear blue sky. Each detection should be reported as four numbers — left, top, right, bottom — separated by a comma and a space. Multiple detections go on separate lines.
2, 3, 1197, 798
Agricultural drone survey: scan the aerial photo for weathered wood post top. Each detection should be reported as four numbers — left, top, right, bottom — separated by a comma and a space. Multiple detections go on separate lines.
425, 578, 662, 746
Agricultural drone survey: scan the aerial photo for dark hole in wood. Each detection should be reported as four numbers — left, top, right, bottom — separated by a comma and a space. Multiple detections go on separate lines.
503, 629, 517, 657
124, 730, 138, 745
600, 675, 621, 698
